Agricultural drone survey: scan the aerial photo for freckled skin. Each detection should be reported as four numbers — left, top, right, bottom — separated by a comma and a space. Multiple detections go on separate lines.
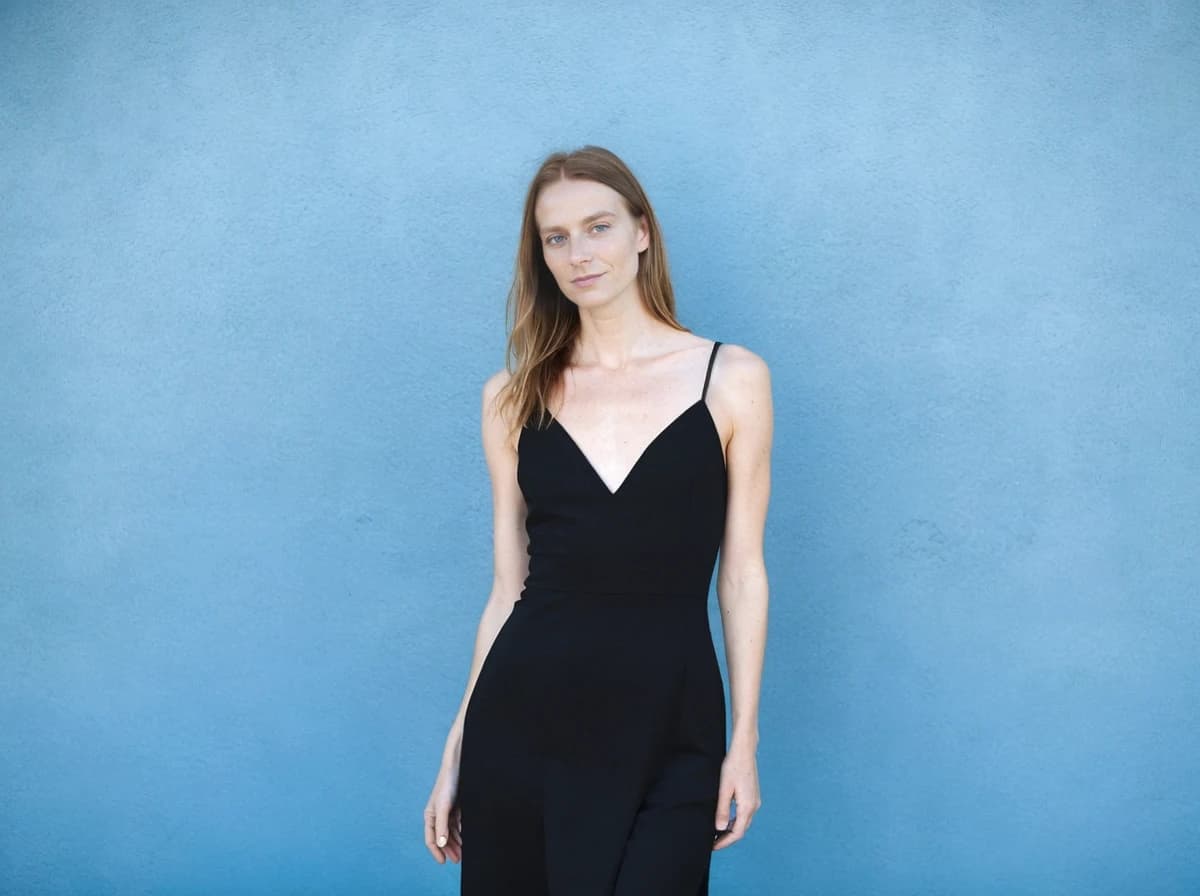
534, 177, 650, 314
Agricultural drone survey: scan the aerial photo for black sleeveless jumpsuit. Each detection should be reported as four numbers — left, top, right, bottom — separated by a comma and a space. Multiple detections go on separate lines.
458, 340, 727, 895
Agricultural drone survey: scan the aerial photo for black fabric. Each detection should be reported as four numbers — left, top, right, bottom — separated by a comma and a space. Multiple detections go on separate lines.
458, 340, 727, 895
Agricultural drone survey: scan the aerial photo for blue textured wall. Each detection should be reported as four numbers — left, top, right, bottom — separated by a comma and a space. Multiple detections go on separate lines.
3, 2, 1198, 893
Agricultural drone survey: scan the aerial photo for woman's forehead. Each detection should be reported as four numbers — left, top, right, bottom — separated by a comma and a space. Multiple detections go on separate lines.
535, 179, 624, 223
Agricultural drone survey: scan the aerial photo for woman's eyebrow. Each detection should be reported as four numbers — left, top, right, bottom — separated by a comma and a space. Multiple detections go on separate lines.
538, 210, 617, 235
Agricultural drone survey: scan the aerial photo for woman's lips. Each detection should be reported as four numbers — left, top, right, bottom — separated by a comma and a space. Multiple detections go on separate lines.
573, 273, 603, 286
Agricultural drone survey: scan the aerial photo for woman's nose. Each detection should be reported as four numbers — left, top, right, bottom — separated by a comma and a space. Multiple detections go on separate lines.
569, 238, 592, 264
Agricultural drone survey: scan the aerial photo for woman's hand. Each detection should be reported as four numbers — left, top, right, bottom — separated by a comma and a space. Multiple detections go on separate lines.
424, 760, 463, 864
712, 739, 761, 850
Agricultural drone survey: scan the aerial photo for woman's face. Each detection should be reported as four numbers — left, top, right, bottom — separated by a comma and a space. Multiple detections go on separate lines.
534, 178, 649, 309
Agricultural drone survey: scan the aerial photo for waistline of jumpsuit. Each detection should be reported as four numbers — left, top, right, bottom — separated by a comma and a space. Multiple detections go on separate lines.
522, 547, 716, 599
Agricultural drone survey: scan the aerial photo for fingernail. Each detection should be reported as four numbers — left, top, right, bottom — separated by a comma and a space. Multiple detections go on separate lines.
437, 835, 447, 847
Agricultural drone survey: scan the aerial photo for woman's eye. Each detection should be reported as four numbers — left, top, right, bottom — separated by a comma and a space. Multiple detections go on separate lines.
545, 224, 607, 246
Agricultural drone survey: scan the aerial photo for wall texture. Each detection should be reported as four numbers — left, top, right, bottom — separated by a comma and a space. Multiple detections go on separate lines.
2, 1, 1197, 893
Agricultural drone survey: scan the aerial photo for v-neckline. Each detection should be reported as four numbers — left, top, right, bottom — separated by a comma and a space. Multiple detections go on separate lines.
547, 398, 712, 498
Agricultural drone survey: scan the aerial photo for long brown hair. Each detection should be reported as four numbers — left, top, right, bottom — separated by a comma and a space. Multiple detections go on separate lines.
497, 146, 690, 441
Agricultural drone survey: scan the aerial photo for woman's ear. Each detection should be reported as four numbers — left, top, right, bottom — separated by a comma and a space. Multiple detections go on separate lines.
637, 215, 650, 253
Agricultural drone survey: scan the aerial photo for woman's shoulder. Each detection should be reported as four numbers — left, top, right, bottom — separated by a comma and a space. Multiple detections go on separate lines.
709, 338, 769, 373
481, 367, 515, 416
705, 339, 772, 405
482, 366, 513, 399
481, 367, 524, 434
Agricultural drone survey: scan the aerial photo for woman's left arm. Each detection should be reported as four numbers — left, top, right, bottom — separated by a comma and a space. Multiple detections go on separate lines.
711, 345, 773, 850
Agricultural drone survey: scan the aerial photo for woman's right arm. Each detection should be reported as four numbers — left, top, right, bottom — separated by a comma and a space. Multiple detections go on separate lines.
426, 369, 528, 863
440, 368, 529, 769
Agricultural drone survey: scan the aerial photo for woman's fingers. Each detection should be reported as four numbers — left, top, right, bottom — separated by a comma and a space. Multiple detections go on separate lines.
425, 799, 465, 863
426, 760, 464, 864
424, 805, 446, 862
440, 822, 463, 863
434, 801, 451, 853
714, 782, 735, 831
714, 802, 750, 850
712, 806, 738, 851
712, 791, 761, 851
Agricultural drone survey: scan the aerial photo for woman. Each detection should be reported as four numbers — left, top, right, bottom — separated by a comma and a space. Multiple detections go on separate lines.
425, 145, 773, 894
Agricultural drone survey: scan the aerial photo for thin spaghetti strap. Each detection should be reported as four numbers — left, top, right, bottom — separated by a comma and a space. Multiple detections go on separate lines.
701, 340, 722, 402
